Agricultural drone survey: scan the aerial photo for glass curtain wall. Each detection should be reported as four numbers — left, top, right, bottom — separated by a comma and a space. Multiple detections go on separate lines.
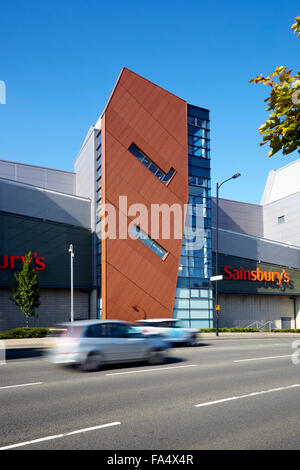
173, 105, 213, 328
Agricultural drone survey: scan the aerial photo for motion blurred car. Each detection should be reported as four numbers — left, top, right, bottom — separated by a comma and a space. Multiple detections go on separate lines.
135, 319, 199, 346
44, 320, 169, 371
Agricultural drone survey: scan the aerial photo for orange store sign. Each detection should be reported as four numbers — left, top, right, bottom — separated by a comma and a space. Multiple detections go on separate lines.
223, 265, 290, 286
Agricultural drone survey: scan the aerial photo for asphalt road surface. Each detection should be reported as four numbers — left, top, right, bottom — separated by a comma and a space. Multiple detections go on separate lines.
1, 337, 300, 450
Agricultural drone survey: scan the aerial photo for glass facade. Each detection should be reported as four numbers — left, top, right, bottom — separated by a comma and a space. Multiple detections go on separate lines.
173, 104, 213, 328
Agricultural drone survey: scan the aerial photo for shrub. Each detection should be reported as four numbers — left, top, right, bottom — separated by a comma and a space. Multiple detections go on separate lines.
200, 328, 260, 333
199, 328, 300, 333
271, 329, 300, 333
0, 327, 50, 339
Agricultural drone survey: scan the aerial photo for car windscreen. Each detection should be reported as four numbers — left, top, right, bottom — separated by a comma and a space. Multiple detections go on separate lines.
84, 323, 132, 338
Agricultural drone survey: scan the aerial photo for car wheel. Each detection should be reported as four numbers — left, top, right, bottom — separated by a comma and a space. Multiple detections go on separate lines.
147, 349, 166, 365
80, 352, 103, 372
186, 334, 198, 347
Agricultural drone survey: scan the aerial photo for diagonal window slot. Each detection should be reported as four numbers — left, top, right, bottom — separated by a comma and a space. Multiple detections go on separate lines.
128, 143, 175, 185
130, 225, 168, 260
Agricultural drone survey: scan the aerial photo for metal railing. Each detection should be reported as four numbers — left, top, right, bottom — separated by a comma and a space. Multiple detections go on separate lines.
233, 320, 274, 331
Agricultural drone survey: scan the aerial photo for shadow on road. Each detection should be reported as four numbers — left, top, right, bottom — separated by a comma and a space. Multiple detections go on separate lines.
99, 355, 187, 373
5, 348, 43, 361
174, 342, 212, 348
5, 341, 213, 362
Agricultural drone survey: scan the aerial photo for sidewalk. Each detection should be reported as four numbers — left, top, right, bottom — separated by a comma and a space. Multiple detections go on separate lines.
199, 332, 300, 341
2, 332, 300, 349
1, 338, 47, 349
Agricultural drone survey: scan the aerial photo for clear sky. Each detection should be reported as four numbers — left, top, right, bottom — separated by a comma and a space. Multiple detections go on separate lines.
0, 0, 299, 204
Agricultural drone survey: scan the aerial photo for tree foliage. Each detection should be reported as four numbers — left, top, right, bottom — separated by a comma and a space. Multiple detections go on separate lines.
11, 252, 41, 327
250, 16, 300, 157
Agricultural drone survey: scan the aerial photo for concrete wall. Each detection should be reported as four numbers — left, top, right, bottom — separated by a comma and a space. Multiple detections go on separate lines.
0, 288, 90, 331
0, 160, 76, 195
0, 178, 91, 228
212, 197, 263, 237
263, 191, 300, 247
218, 293, 295, 329
261, 159, 300, 204
213, 184, 300, 249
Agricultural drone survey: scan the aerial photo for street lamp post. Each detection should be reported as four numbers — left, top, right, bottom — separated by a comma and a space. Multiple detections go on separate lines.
215, 173, 241, 336
68, 244, 74, 323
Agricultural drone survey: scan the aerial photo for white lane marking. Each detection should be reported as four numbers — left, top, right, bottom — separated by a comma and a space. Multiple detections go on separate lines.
0, 382, 43, 390
195, 384, 300, 408
234, 355, 291, 363
0, 422, 121, 450
0, 434, 65, 450
67, 422, 120, 435
106, 364, 197, 376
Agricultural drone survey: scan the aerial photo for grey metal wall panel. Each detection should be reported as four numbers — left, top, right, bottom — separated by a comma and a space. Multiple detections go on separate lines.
0, 288, 91, 331
0, 178, 91, 228
0, 161, 15, 179
74, 127, 96, 230
212, 227, 300, 269
0, 211, 93, 290
212, 197, 263, 237
218, 293, 294, 329
0, 160, 76, 195
74, 127, 98, 288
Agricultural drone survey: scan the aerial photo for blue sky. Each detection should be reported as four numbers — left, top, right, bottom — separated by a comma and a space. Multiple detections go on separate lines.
0, 0, 299, 204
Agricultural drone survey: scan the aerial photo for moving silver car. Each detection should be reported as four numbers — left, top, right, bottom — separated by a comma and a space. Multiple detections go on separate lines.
135, 319, 199, 346
44, 320, 169, 371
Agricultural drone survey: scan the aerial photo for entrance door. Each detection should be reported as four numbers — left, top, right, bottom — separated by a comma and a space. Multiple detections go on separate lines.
281, 317, 291, 329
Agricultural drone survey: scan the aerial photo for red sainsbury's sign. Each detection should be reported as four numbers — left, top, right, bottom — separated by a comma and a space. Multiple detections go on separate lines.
0, 253, 45, 271
223, 265, 290, 286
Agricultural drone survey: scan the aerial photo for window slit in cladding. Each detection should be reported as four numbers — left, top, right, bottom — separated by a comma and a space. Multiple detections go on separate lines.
130, 225, 168, 260
128, 143, 175, 185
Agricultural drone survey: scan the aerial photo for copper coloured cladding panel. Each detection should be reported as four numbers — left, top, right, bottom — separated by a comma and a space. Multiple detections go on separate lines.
102, 68, 188, 321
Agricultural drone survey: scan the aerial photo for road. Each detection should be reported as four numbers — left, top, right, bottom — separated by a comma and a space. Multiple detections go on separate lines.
1, 336, 300, 450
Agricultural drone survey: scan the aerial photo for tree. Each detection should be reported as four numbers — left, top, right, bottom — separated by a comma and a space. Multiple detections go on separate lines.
250, 16, 300, 157
11, 252, 41, 327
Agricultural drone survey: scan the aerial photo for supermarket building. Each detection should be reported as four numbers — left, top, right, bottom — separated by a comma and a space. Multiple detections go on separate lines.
0, 68, 300, 331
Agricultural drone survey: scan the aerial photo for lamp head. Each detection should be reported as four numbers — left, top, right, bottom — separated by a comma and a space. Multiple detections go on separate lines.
232, 173, 241, 179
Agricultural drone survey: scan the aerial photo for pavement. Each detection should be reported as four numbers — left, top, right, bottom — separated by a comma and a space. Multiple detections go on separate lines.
2, 332, 300, 348
1, 337, 48, 348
